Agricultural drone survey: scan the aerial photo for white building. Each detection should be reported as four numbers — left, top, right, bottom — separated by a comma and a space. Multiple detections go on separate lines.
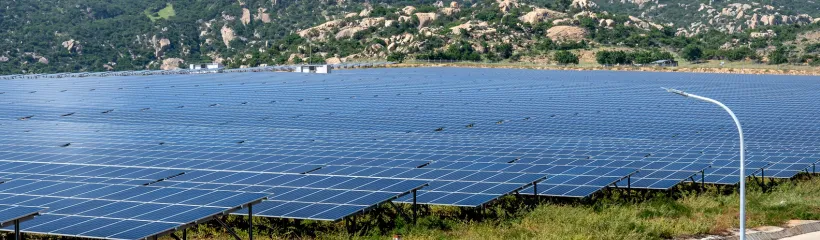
189, 63, 225, 71
298, 65, 331, 74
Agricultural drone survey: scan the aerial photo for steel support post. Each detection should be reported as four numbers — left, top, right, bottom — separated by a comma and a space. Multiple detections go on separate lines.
412, 189, 418, 224
14, 220, 20, 240
248, 205, 253, 240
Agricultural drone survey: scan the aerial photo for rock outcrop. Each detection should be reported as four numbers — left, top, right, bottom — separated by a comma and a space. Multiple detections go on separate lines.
359, 17, 384, 28
599, 19, 615, 28
625, 16, 664, 30
450, 21, 496, 35
38, 57, 49, 64
151, 36, 171, 58
402, 6, 416, 15
359, 8, 371, 17
335, 27, 364, 39
241, 8, 251, 25
61, 39, 82, 53
161, 58, 184, 70
256, 8, 271, 23
441, 7, 460, 16
571, 0, 597, 9
0, 56, 8, 62
298, 20, 344, 39
519, 8, 565, 24
415, 13, 438, 28
221, 25, 235, 48
497, 0, 518, 13
546, 26, 588, 42
751, 30, 777, 38
325, 57, 342, 64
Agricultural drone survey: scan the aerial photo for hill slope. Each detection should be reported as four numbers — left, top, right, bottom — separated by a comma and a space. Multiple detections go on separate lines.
0, 0, 817, 74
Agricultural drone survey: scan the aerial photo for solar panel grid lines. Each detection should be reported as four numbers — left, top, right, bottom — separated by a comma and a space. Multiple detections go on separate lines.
1, 68, 820, 238
0, 160, 432, 222
0, 205, 46, 228
0, 127, 804, 186
0, 178, 267, 240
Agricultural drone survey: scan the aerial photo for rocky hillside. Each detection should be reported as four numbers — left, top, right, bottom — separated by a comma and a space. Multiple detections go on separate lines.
0, 0, 817, 74
594, 0, 820, 36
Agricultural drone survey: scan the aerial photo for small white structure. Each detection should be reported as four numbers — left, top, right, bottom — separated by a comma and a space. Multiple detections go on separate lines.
189, 63, 225, 71
298, 64, 331, 74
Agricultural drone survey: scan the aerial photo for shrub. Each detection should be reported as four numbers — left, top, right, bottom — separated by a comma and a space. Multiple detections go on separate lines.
554, 51, 579, 65
682, 45, 703, 62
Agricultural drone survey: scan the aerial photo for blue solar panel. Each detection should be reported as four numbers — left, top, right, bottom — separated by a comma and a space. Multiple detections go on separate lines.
1, 68, 819, 233
0, 205, 46, 228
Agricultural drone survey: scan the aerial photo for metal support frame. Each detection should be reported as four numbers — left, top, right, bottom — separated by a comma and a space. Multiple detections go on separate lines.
170, 230, 188, 240
532, 181, 539, 198
700, 170, 705, 193
346, 215, 357, 234
412, 189, 417, 224
248, 205, 253, 240
387, 201, 412, 223
215, 216, 242, 240
627, 175, 632, 198
14, 220, 20, 240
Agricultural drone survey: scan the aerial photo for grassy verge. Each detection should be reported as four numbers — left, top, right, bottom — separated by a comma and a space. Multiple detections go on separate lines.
144, 3, 175, 22
167, 176, 820, 240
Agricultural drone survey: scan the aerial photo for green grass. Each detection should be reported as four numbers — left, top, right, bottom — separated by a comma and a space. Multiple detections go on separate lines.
144, 3, 175, 22
156, 176, 820, 240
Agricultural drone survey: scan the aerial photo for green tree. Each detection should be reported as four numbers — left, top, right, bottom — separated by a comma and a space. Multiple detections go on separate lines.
387, 52, 407, 63
495, 44, 513, 59
554, 51, 579, 65
682, 45, 703, 62
768, 48, 789, 65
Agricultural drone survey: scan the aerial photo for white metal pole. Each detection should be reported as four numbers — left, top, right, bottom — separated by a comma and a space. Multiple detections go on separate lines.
663, 88, 745, 240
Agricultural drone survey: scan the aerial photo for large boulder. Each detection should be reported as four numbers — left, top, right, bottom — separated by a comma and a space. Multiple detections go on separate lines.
359, 17, 385, 28
161, 58, 184, 70
571, 0, 597, 9
497, 0, 518, 13
359, 8, 371, 17
519, 8, 565, 24
599, 19, 615, 28
61, 39, 82, 53
625, 16, 664, 30
325, 57, 342, 64
402, 6, 416, 15
335, 27, 365, 39
546, 26, 588, 42
241, 8, 251, 25
441, 7, 460, 16
256, 8, 271, 23
298, 20, 345, 39
415, 13, 438, 28
221, 25, 235, 48
450, 21, 492, 35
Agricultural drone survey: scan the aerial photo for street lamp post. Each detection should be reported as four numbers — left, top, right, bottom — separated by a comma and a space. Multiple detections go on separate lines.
663, 87, 746, 240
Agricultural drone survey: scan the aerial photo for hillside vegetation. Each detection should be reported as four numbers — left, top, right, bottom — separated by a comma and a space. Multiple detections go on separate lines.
0, 0, 818, 74
154, 177, 820, 240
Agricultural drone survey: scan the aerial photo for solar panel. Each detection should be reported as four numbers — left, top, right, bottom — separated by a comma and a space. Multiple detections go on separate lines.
0, 173, 267, 239
0, 205, 45, 228
1, 67, 818, 232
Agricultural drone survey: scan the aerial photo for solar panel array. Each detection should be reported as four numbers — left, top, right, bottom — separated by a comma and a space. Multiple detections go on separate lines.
0, 205, 45, 228
0, 68, 818, 238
